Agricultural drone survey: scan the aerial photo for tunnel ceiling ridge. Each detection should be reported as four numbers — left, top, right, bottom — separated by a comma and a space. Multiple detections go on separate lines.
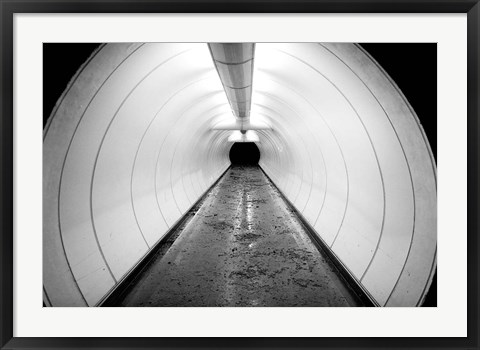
208, 43, 255, 122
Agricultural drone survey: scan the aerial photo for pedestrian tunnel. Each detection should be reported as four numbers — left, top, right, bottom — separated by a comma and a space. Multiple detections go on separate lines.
43, 43, 436, 307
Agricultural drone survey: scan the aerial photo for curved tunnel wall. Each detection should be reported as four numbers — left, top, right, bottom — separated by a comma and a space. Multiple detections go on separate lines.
43, 43, 436, 307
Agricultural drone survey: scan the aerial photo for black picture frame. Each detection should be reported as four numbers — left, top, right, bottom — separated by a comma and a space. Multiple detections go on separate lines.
1, 0, 479, 349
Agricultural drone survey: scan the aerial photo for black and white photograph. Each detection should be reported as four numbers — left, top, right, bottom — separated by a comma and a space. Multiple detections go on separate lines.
42, 42, 437, 308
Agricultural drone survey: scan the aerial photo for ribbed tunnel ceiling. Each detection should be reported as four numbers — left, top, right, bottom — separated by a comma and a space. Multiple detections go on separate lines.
43, 43, 436, 307
208, 43, 255, 121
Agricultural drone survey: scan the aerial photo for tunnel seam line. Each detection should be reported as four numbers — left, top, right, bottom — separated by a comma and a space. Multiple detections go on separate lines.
255, 80, 342, 246
180, 112, 228, 206
225, 84, 252, 90
147, 85, 227, 230
356, 44, 437, 187
415, 245, 437, 306
43, 44, 107, 141
162, 94, 228, 217
267, 53, 349, 249
54, 44, 145, 303
90, 47, 194, 283
188, 129, 220, 201
255, 91, 325, 216
129, 75, 217, 245
203, 131, 230, 188
152, 87, 228, 224
179, 141, 194, 207
354, 44, 437, 305
42, 285, 53, 307
187, 132, 228, 212
168, 99, 226, 214
256, 131, 282, 187
180, 141, 193, 208
258, 130, 283, 190
258, 130, 297, 203
256, 117, 293, 211
256, 111, 319, 220
253, 104, 304, 204
190, 116, 229, 198
255, 130, 283, 189
253, 95, 316, 213
318, 44, 421, 302
320, 54, 415, 300
256, 76, 346, 246
170, 112, 201, 213
278, 49, 387, 284
213, 58, 254, 66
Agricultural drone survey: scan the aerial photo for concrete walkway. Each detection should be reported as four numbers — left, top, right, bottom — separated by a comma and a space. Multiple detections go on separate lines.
119, 166, 360, 307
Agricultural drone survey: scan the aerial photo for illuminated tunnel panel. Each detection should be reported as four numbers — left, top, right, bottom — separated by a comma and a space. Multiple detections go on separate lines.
43, 43, 436, 307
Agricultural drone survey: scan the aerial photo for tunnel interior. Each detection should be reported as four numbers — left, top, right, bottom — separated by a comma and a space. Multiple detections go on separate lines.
43, 43, 437, 307
229, 142, 260, 165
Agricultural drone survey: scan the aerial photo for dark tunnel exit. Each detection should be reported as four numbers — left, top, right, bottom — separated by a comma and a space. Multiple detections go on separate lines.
229, 142, 260, 165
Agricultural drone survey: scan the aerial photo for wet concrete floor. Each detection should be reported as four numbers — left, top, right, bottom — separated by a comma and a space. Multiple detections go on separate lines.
119, 166, 360, 307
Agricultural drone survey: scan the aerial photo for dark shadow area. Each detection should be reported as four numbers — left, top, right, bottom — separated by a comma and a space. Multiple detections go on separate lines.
229, 142, 260, 165
421, 270, 437, 307
43, 43, 101, 125
360, 44, 437, 306
360, 43, 437, 161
